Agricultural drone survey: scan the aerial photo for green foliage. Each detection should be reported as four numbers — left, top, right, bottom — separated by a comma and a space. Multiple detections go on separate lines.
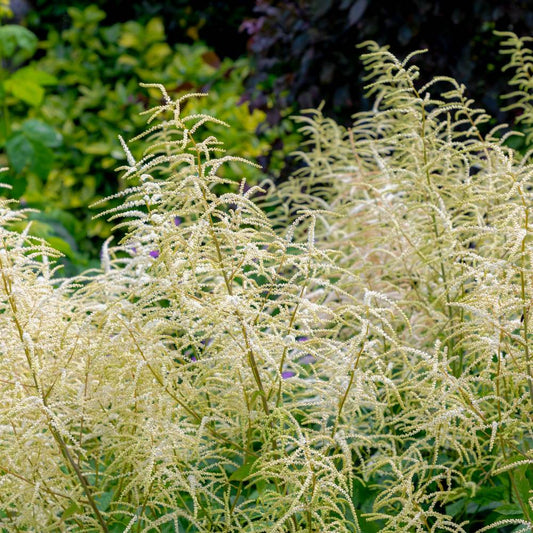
0, 0, 12, 20
0, 23, 75, 265
1, 34, 533, 532
28, 0, 253, 59
1, 6, 278, 270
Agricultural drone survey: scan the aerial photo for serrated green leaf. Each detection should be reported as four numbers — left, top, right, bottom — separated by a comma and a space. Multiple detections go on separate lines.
472, 486, 507, 506
494, 503, 523, 515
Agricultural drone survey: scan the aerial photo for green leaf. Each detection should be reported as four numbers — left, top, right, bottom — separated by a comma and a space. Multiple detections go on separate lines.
62, 501, 83, 519
4, 78, 44, 106
144, 43, 172, 68
29, 141, 54, 180
145, 18, 166, 42
82, 142, 112, 155
230, 457, 258, 481
11, 174, 27, 198
0, 25, 37, 57
494, 503, 523, 515
95, 491, 113, 512
5, 134, 33, 173
514, 467, 531, 513
256, 480, 277, 496
10, 67, 58, 86
445, 499, 465, 517
22, 120, 62, 148
46, 236, 74, 259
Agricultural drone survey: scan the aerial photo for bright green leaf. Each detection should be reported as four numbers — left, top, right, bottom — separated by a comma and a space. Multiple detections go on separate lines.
82, 142, 112, 155
4, 78, 44, 106
9, 66, 58, 86
144, 43, 172, 68
145, 18, 166, 42
46, 236, 74, 259
117, 54, 138, 66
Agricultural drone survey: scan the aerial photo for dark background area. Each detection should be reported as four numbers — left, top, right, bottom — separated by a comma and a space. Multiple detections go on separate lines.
29, 0, 533, 124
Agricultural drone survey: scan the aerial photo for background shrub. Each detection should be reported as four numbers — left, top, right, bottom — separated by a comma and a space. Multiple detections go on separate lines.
241, 0, 532, 123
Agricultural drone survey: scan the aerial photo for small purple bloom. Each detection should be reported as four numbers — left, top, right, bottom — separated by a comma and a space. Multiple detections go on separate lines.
190, 355, 197, 362
282, 371, 296, 379
149, 250, 160, 258
174, 216, 182, 226
130, 246, 137, 254
296, 336, 308, 342
298, 354, 316, 365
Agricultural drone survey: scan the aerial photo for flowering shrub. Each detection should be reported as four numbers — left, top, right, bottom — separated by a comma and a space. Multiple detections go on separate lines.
0, 34, 532, 532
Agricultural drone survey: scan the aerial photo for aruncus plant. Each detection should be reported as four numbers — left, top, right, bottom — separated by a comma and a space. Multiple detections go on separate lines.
0, 82, 394, 531
1, 34, 533, 532
271, 33, 533, 531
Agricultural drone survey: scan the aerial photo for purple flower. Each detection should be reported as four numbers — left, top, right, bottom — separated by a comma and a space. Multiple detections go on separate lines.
281, 370, 296, 379
298, 354, 316, 365
190, 355, 197, 362
174, 216, 182, 226
149, 250, 160, 258
296, 336, 308, 342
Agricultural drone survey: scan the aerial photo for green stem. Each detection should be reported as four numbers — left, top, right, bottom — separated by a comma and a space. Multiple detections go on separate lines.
187, 129, 271, 417
414, 88, 457, 374
331, 327, 368, 439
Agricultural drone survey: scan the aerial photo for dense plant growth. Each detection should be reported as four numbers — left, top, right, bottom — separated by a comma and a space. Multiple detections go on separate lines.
1, 6, 286, 269
1, 34, 533, 532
